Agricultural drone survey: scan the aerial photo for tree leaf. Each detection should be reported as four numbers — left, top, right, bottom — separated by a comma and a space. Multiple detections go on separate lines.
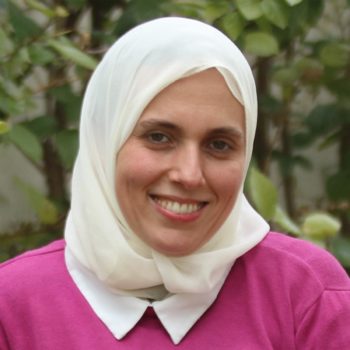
261, 0, 288, 29
331, 236, 350, 268
248, 166, 278, 220
236, 0, 262, 20
49, 85, 82, 123
0, 120, 11, 134
48, 38, 97, 70
25, 0, 56, 18
28, 44, 56, 65
22, 115, 57, 140
7, 1, 41, 41
7, 124, 43, 163
305, 104, 341, 136
55, 129, 78, 170
274, 206, 302, 235
202, 0, 231, 22
244, 31, 279, 57
0, 28, 14, 56
273, 66, 299, 85
14, 178, 59, 225
302, 212, 341, 240
319, 42, 350, 68
284, 0, 304, 6
326, 171, 350, 201
220, 12, 245, 40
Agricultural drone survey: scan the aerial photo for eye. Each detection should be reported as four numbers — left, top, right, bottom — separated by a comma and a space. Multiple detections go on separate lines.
147, 132, 170, 144
208, 139, 231, 152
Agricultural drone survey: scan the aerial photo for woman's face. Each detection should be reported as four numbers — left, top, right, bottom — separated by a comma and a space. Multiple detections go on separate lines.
115, 69, 245, 256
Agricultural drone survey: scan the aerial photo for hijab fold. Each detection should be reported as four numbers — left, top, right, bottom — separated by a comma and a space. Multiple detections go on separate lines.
65, 17, 269, 299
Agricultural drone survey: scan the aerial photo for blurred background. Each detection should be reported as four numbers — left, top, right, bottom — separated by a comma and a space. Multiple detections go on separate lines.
0, 0, 349, 272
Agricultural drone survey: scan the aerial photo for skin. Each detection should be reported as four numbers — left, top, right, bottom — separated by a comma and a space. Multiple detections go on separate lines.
115, 68, 246, 257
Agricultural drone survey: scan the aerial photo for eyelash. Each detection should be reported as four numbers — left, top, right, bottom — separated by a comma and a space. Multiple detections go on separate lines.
208, 139, 233, 152
144, 131, 236, 155
147, 132, 171, 144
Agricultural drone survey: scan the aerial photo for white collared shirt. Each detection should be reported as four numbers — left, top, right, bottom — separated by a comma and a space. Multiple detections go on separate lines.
65, 247, 230, 344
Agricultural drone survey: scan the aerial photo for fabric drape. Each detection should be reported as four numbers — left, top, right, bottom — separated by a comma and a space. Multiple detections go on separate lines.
64, 17, 269, 298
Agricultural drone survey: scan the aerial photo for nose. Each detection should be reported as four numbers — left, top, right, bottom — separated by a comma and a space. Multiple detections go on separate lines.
168, 144, 206, 189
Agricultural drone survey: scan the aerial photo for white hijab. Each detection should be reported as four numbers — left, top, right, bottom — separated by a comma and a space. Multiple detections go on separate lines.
64, 17, 269, 298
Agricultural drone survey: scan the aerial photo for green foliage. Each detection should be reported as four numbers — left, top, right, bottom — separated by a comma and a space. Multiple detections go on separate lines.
14, 178, 59, 225
48, 38, 98, 70
55, 129, 78, 170
302, 212, 341, 240
248, 166, 278, 220
247, 166, 350, 268
0, 120, 10, 134
7, 1, 42, 41
7, 124, 43, 163
0, 0, 98, 250
244, 31, 279, 57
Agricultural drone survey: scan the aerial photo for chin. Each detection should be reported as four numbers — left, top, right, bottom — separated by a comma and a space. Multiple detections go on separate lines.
150, 237, 201, 257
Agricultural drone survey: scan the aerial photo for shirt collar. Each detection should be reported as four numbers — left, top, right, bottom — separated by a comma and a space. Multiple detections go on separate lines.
65, 247, 229, 344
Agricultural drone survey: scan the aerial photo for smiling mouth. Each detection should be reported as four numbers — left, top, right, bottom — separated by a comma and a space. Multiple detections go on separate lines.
150, 195, 208, 215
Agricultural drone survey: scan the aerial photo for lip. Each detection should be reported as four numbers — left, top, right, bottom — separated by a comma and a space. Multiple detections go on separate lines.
149, 194, 208, 223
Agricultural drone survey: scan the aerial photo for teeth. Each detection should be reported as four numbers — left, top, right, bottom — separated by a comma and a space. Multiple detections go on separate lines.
154, 197, 203, 214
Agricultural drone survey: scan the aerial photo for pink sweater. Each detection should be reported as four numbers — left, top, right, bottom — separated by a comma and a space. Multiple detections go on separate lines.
1, 232, 350, 349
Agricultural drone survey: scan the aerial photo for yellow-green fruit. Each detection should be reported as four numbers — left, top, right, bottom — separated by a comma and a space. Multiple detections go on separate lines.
302, 213, 341, 240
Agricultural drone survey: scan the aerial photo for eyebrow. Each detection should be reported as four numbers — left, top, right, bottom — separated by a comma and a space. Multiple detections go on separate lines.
139, 119, 180, 131
138, 119, 244, 139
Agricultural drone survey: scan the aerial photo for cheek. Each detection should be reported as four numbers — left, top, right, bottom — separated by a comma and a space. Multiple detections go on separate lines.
210, 160, 245, 203
116, 147, 163, 190
215, 158, 245, 184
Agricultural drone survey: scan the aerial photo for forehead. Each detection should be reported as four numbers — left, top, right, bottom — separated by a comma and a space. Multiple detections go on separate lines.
136, 69, 245, 134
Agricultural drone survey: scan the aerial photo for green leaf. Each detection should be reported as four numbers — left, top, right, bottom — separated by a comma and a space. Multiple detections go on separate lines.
49, 85, 82, 123
236, 0, 263, 20
48, 38, 97, 70
284, 0, 303, 6
274, 206, 302, 235
326, 77, 350, 99
331, 236, 350, 268
22, 115, 57, 140
65, 0, 86, 10
261, 0, 288, 29
0, 94, 21, 115
0, 120, 11, 134
305, 104, 341, 136
302, 212, 341, 240
248, 166, 278, 220
220, 12, 245, 40
326, 171, 350, 201
319, 43, 350, 68
55, 129, 78, 169
8, 124, 43, 163
273, 67, 299, 85
25, 0, 56, 17
54, 5, 69, 17
244, 31, 279, 57
7, 1, 41, 41
28, 44, 56, 65
0, 28, 14, 56
14, 178, 59, 225
202, 0, 231, 22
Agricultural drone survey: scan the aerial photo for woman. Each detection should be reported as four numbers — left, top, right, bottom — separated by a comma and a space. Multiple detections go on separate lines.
0, 17, 349, 349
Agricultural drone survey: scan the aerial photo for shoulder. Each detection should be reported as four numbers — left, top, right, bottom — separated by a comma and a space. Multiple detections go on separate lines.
244, 232, 350, 290
0, 240, 66, 291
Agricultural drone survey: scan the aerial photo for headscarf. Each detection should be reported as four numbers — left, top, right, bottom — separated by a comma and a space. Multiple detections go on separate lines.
64, 17, 269, 298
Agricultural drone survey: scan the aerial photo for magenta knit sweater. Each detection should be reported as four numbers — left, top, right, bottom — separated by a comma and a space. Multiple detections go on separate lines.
1, 232, 350, 349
